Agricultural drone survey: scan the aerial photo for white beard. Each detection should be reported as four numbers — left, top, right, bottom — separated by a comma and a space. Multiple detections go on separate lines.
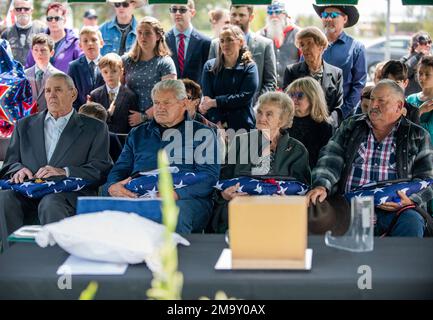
266, 17, 285, 42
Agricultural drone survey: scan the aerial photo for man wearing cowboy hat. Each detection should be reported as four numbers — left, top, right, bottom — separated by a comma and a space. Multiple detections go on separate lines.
100, 0, 144, 56
313, 4, 367, 124
259, 1, 300, 89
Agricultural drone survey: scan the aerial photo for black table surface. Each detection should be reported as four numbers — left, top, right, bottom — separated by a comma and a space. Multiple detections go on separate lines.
0, 235, 432, 300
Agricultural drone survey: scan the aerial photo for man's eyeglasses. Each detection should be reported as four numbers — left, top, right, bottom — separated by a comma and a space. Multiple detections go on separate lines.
169, 7, 188, 14
321, 11, 342, 19
267, 9, 284, 15
289, 92, 305, 100
114, 2, 130, 8
15, 7, 31, 13
46, 16, 64, 22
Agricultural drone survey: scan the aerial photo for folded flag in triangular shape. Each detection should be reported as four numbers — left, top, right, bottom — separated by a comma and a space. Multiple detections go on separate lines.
0, 177, 92, 198
125, 171, 210, 198
214, 176, 310, 196
345, 179, 433, 206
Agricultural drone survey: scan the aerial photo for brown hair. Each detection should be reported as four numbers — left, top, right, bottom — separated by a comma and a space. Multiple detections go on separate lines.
182, 78, 202, 109
128, 17, 171, 62
212, 24, 254, 74
79, 102, 108, 122
32, 33, 54, 51
209, 8, 229, 24
230, 5, 254, 15
98, 52, 123, 71
285, 77, 329, 123
419, 55, 433, 70
79, 26, 103, 41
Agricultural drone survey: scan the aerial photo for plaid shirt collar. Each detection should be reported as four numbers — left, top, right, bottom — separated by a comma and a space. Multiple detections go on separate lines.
345, 118, 401, 192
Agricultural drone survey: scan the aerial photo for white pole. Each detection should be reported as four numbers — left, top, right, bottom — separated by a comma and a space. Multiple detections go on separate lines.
384, 0, 391, 61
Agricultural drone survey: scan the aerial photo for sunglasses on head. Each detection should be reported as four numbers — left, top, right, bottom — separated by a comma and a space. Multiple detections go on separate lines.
169, 7, 188, 14
289, 92, 305, 100
46, 16, 64, 22
418, 36, 432, 45
321, 11, 342, 19
114, 2, 130, 8
15, 7, 31, 13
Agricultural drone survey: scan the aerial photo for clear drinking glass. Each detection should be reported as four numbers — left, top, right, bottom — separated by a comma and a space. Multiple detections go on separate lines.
325, 196, 374, 252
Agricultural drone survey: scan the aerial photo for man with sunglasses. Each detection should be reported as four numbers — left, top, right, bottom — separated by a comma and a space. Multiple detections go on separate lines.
1, 0, 44, 66
100, 0, 144, 56
259, 1, 300, 89
165, 0, 211, 85
313, 4, 366, 124
401, 31, 432, 96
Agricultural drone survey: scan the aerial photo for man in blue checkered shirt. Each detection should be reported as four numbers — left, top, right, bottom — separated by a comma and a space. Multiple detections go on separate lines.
308, 79, 433, 237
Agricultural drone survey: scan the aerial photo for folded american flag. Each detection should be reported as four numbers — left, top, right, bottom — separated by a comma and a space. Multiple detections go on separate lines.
345, 179, 433, 206
76, 197, 162, 223
0, 177, 91, 198
213, 177, 310, 196
125, 171, 210, 198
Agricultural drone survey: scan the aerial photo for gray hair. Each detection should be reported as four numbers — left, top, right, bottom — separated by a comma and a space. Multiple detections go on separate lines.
13, 0, 33, 8
373, 79, 405, 102
256, 91, 295, 129
151, 79, 187, 101
47, 73, 76, 90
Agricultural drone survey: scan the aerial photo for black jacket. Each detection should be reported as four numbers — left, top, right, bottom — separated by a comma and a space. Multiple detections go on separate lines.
283, 60, 344, 117
90, 84, 139, 134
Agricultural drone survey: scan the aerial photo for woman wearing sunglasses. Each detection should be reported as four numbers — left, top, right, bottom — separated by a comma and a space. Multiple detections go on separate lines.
283, 26, 343, 129
286, 77, 333, 169
25, 2, 81, 73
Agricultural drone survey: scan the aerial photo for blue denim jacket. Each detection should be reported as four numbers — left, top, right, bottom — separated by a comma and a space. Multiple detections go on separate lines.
99, 17, 137, 56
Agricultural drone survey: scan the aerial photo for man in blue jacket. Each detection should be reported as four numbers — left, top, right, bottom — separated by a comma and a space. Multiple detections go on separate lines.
99, 0, 142, 56
313, 4, 367, 123
103, 79, 220, 233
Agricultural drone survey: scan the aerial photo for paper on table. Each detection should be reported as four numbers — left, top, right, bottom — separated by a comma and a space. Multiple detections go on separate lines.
214, 248, 313, 270
57, 255, 128, 275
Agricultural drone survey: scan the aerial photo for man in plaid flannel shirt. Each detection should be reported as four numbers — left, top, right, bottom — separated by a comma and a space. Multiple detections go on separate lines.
308, 79, 433, 237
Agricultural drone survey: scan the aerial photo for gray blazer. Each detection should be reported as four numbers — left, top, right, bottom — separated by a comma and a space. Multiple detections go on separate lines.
0, 110, 113, 193
209, 32, 277, 95
24, 64, 63, 112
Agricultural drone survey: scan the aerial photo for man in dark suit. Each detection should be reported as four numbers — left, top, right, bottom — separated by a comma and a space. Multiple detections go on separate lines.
90, 84, 138, 134
67, 27, 105, 110
0, 73, 112, 245
208, 5, 277, 96
89, 52, 139, 134
165, 0, 211, 85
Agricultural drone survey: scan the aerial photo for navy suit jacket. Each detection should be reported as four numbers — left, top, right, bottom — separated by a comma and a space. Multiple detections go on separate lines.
67, 55, 105, 110
166, 28, 211, 85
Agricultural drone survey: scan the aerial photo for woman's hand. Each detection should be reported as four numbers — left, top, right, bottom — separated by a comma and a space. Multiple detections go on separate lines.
199, 96, 216, 114
419, 100, 433, 116
128, 110, 144, 127
221, 183, 248, 201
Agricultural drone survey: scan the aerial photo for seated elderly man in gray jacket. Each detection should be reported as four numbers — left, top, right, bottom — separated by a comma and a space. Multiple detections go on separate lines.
308, 80, 433, 237
0, 73, 112, 247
